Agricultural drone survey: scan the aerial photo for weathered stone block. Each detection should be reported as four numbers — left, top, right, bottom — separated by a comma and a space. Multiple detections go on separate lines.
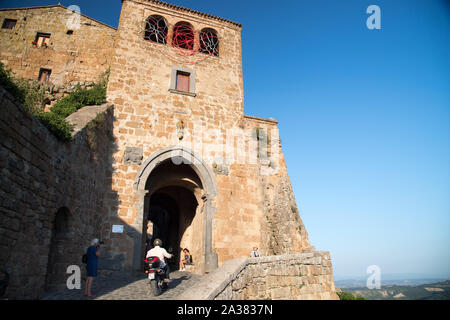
123, 147, 143, 165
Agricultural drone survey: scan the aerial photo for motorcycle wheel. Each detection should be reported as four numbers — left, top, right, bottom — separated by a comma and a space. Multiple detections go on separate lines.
149, 279, 162, 296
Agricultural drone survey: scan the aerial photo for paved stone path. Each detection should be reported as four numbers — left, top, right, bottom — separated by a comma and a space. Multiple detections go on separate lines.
42, 271, 202, 300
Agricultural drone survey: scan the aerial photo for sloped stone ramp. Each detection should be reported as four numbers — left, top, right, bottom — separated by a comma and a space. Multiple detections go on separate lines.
42, 270, 202, 300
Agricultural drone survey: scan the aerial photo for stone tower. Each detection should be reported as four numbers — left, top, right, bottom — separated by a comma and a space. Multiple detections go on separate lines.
106, 0, 314, 274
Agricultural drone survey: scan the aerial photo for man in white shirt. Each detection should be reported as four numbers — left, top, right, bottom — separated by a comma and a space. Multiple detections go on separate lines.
146, 238, 172, 273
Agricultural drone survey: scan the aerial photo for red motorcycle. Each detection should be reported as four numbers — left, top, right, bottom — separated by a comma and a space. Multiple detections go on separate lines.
144, 256, 169, 296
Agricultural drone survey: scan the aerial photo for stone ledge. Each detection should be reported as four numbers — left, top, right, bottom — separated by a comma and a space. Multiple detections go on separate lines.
244, 114, 278, 125
65, 104, 111, 136
246, 251, 330, 265
168, 88, 197, 97
176, 251, 335, 300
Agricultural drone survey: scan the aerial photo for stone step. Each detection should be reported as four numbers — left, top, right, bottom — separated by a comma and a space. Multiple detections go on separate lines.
184, 264, 195, 272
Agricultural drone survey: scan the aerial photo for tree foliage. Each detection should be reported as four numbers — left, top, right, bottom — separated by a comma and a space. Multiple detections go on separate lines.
337, 291, 367, 300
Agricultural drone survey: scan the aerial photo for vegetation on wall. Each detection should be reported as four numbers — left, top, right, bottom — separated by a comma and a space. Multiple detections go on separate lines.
0, 62, 47, 114
86, 108, 110, 151
0, 62, 109, 142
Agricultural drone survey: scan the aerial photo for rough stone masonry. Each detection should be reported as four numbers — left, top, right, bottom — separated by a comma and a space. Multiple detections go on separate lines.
0, 0, 338, 299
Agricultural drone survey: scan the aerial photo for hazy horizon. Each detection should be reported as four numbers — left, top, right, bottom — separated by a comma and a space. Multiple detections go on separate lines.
334, 272, 450, 282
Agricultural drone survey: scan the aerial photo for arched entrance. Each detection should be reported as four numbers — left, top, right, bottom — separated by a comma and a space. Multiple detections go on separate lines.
45, 207, 70, 290
134, 146, 218, 274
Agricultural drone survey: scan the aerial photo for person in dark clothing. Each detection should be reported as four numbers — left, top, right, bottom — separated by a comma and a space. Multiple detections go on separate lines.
84, 238, 100, 298
0, 270, 9, 298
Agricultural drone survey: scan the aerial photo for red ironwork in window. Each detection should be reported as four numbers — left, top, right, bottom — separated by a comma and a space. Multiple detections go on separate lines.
172, 22, 195, 51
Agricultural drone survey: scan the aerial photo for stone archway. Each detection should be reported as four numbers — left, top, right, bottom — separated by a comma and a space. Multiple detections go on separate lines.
147, 186, 200, 272
133, 146, 218, 274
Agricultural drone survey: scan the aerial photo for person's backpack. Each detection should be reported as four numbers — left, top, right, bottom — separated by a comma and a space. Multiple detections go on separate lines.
82, 253, 88, 264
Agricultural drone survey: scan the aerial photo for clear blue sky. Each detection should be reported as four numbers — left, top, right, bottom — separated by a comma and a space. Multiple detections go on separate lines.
2, 0, 449, 280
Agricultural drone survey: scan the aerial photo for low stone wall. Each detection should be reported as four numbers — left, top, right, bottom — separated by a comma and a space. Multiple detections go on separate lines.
177, 251, 339, 300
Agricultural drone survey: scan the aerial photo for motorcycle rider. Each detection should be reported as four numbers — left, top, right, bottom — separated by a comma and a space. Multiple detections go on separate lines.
146, 238, 173, 279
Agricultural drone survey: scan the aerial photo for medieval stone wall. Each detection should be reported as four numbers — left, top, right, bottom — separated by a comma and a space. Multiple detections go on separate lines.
216, 253, 338, 300
0, 85, 115, 299
242, 116, 313, 257
0, 5, 115, 89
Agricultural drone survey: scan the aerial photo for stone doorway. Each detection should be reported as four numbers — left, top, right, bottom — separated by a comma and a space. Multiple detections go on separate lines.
134, 146, 218, 274
143, 159, 205, 273
147, 187, 199, 272
45, 207, 70, 291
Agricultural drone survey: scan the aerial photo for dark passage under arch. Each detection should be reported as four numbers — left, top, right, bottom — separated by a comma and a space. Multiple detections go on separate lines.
146, 187, 198, 271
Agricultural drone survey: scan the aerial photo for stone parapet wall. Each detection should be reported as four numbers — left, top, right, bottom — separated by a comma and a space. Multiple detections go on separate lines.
242, 115, 312, 256
177, 252, 338, 300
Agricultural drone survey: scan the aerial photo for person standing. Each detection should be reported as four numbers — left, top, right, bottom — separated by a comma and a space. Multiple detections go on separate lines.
251, 246, 260, 257
84, 238, 100, 298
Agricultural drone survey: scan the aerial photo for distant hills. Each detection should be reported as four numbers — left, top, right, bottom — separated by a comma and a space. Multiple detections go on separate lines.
338, 280, 450, 300
335, 277, 449, 288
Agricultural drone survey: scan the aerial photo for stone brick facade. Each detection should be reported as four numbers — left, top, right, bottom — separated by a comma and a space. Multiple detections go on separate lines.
216, 253, 338, 300
0, 4, 115, 91
104, 0, 315, 275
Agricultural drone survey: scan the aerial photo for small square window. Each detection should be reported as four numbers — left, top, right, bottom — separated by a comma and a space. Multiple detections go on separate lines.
38, 68, 51, 82
34, 32, 51, 47
176, 71, 190, 92
2, 19, 17, 30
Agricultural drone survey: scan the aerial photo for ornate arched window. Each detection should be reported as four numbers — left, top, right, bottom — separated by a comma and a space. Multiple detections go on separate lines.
172, 22, 195, 51
144, 15, 168, 44
200, 28, 219, 56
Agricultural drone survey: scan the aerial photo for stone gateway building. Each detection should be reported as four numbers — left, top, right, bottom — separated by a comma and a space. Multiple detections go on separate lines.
0, 0, 338, 299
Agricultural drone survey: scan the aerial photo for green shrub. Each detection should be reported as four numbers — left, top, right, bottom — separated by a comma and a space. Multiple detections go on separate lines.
0, 63, 47, 114
52, 83, 106, 115
44, 83, 107, 141
50, 98, 82, 118
15, 79, 47, 114
1, 62, 108, 142
71, 83, 107, 106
